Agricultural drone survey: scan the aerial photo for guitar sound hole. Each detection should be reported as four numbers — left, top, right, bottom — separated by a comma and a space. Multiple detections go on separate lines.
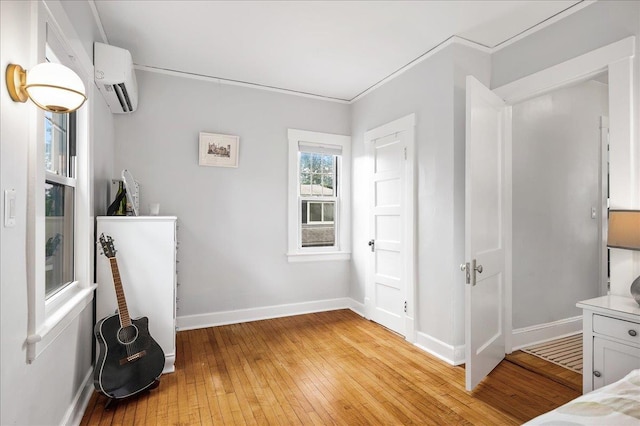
117, 324, 139, 345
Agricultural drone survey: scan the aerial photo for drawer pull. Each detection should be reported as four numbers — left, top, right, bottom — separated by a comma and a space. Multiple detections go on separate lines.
593, 371, 601, 378
629, 329, 638, 337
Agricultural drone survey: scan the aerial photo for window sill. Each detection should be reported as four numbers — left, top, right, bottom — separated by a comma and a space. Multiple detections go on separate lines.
287, 251, 351, 263
26, 283, 97, 362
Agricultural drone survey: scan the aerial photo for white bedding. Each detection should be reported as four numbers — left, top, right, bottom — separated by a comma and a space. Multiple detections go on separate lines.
524, 369, 640, 425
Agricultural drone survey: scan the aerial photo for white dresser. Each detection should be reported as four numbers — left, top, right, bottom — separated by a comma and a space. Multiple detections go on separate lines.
577, 295, 640, 393
96, 216, 178, 373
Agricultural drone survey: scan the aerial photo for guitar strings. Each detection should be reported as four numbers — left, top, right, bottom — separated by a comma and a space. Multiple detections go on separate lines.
102, 235, 144, 365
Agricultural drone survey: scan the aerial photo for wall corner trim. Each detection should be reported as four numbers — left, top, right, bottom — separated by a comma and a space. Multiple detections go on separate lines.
415, 331, 465, 366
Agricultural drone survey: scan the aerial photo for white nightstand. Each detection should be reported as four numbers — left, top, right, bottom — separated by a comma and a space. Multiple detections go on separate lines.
577, 295, 640, 394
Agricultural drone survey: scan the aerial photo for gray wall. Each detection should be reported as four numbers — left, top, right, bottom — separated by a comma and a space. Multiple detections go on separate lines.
512, 79, 608, 329
492, 1, 640, 89
112, 71, 351, 317
351, 43, 490, 348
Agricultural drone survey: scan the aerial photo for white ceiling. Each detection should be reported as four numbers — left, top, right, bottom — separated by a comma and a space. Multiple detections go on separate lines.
93, 0, 585, 102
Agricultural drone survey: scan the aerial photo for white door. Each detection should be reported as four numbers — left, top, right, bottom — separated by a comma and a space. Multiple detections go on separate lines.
367, 131, 409, 336
464, 76, 509, 391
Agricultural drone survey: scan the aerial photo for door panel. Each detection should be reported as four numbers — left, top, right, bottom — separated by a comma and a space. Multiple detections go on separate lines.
369, 132, 406, 335
465, 75, 508, 391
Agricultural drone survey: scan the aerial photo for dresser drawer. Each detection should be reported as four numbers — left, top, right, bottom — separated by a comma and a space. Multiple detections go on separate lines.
593, 314, 640, 345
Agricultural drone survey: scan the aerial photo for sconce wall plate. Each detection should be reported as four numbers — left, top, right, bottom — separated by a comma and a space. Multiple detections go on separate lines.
6, 64, 29, 102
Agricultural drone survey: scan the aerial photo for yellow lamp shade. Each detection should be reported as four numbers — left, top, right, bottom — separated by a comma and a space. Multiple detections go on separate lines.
608, 210, 640, 251
25, 62, 87, 113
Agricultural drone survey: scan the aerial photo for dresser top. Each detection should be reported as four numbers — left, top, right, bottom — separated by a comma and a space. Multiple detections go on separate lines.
577, 295, 640, 318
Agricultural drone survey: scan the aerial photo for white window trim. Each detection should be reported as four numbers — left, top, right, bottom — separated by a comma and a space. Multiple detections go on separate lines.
287, 129, 351, 262
25, 1, 95, 362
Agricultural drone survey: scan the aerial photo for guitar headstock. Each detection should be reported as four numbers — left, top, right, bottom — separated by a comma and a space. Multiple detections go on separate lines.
98, 233, 117, 258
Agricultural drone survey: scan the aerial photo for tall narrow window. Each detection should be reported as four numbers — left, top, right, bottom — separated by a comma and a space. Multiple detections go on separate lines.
26, 1, 96, 363
44, 109, 76, 298
299, 149, 338, 247
288, 129, 351, 262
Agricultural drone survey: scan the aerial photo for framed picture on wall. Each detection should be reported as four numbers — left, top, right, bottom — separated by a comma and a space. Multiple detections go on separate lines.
198, 132, 239, 168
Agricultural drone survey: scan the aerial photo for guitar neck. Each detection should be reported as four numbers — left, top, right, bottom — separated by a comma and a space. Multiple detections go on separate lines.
109, 257, 132, 327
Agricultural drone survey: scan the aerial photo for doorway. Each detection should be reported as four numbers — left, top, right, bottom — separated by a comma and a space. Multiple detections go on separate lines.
465, 36, 635, 391
510, 75, 609, 334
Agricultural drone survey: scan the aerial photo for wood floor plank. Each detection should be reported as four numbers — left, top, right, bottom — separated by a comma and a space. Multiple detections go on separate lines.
81, 310, 580, 425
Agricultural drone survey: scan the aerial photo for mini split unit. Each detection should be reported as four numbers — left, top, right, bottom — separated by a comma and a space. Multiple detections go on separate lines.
94, 42, 138, 113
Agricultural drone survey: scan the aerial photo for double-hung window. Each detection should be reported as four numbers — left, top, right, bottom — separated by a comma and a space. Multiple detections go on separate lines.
25, 8, 95, 362
44, 109, 75, 298
287, 129, 351, 261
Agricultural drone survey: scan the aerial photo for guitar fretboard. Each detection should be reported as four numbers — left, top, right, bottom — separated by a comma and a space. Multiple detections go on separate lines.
109, 257, 132, 328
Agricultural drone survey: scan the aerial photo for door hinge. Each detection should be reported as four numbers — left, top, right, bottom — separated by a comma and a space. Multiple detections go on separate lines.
403, 147, 407, 160
404, 301, 407, 313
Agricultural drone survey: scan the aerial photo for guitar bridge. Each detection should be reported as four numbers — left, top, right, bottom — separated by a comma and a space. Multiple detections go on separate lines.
119, 350, 147, 365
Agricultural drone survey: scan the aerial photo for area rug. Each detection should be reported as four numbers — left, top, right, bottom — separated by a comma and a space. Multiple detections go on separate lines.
522, 334, 583, 374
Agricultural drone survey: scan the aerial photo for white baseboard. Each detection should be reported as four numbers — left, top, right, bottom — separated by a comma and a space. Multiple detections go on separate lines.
176, 297, 355, 331
511, 315, 582, 351
61, 367, 94, 426
415, 331, 465, 366
348, 298, 366, 317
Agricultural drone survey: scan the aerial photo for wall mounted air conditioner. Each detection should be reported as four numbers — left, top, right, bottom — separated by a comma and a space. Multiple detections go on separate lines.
94, 42, 138, 113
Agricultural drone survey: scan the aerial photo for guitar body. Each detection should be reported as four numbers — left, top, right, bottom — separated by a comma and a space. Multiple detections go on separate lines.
94, 314, 165, 399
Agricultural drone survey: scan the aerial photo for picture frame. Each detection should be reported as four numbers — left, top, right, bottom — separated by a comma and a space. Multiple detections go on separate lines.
198, 132, 239, 168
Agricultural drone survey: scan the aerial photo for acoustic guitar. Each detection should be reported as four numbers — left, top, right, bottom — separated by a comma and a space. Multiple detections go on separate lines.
94, 233, 165, 400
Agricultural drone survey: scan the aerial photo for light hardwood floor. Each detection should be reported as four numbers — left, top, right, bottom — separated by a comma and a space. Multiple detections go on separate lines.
81, 310, 580, 425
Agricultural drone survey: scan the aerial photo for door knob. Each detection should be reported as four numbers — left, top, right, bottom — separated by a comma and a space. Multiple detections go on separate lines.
475, 264, 483, 274
368, 239, 375, 252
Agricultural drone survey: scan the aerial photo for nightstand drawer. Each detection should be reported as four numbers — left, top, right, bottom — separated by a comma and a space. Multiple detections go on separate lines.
593, 314, 640, 345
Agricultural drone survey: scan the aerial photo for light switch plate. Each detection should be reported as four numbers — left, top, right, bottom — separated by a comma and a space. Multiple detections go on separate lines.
4, 189, 16, 227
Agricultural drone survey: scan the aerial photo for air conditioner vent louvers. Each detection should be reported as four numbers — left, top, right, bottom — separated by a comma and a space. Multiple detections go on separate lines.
113, 83, 133, 112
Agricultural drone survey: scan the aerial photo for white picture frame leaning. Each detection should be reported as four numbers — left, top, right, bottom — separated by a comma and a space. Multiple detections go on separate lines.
198, 132, 239, 168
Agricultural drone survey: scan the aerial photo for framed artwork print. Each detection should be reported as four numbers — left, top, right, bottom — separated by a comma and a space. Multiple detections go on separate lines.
198, 132, 239, 168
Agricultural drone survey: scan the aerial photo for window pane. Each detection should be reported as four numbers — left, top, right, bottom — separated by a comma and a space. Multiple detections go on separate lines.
311, 154, 321, 172
300, 173, 311, 195
44, 111, 69, 177
311, 174, 323, 194
301, 201, 336, 247
322, 154, 334, 172
309, 202, 322, 222
322, 175, 334, 196
300, 152, 311, 173
323, 202, 334, 222
45, 181, 74, 298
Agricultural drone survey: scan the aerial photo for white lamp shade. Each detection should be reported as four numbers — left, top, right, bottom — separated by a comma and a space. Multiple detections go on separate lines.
25, 62, 86, 113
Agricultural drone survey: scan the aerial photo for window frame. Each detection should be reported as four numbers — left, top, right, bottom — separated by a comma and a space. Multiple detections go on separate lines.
25, 2, 95, 362
287, 129, 351, 262
44, 107, 76, 300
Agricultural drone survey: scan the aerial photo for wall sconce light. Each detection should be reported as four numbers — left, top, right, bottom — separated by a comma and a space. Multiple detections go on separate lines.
607, 209, 640, 306
6, 62, 87, 113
